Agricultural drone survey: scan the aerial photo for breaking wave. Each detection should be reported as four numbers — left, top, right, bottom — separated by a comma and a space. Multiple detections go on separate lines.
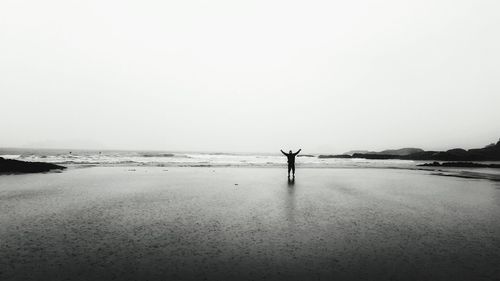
0, 148, 421, 169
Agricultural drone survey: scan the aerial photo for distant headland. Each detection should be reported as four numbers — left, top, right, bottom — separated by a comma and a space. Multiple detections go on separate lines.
319, 138, 500, 161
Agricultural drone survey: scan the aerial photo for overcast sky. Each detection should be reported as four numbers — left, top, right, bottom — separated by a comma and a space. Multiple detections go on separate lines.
1, 0, 499, 153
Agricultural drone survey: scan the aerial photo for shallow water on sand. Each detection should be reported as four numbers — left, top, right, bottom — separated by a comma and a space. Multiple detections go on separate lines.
1, 167, 499, 281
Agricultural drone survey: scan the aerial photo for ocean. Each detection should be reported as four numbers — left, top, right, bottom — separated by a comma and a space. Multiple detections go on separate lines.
0, 148, 419, 169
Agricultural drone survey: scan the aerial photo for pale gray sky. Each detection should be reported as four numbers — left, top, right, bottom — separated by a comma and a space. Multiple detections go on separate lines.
1, 0, 499, 153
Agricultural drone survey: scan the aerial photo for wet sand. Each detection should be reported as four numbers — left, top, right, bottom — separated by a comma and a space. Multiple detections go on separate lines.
1, 167, 499, 281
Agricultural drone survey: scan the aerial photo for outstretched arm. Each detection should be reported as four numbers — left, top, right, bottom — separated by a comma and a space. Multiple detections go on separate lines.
294, 149, 302, 155
280, 150, 287, 156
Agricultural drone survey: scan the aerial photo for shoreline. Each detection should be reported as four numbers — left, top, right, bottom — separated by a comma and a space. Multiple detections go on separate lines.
3, 163, 500, 182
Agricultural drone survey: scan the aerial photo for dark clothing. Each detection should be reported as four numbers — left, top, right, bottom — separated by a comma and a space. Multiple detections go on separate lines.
288, 164, 295, 175
281, 150, 300, 164
285, 153, 297, 165
281, 149, 301, 176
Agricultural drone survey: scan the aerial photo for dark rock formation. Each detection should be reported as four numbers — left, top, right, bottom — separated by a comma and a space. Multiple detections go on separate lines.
0, 157, 66, 174
399, 151, 439, 160
343, 148, 423, 156
404, 141, 500, 161
418, 162, 500, 168
333, 139, 500, 161
318, 154, 352, 159
352, 153, 401, 160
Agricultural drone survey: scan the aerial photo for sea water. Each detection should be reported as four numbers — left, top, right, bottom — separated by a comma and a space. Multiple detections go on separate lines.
0, 148, 419, 168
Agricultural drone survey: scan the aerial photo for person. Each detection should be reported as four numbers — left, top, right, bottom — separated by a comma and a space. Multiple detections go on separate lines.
280, 149, 301, 177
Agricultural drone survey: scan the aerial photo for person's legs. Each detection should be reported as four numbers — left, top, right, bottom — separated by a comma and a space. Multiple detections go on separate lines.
292, 165, 295, 177
287, 165, 291, 177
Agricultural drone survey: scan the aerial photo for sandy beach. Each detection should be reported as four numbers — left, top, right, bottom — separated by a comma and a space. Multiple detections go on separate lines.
1, 167, 499, 280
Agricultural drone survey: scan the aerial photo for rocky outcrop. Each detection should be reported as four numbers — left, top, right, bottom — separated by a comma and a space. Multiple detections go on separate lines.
318, 154, 352, 159
328, 139, 500, 161
343, 148, 423, 156
378, 148, 424, 156
0, 157, 66, 174
418, 162, 500, 168
351, 153, 401, 159
403, 142, 500, 161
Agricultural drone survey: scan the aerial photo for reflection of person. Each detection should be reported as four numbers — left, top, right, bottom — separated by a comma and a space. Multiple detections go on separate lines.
280, 149, 301, 177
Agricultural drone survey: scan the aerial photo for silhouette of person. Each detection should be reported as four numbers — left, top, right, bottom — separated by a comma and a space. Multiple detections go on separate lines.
281, 149, 301, 177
